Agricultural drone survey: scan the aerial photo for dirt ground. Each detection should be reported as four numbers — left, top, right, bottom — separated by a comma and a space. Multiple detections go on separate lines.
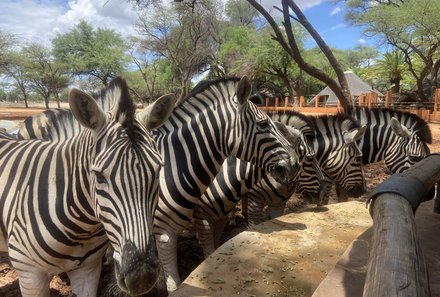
0, 104, 439, 296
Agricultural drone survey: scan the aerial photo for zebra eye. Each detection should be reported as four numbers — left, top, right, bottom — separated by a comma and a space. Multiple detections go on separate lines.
94, 171, 107, 184
257, 119, 270, 130
409, 155, 423, 163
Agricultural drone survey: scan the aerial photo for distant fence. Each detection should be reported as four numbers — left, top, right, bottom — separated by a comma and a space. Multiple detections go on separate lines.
259, 89, 440, 123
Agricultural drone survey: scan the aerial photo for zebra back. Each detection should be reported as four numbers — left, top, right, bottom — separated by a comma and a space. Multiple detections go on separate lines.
17, 85, 120, 141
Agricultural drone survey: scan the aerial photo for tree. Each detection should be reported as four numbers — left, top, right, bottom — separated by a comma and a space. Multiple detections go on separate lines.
136, 0, 219, 101
24, 43, 70, 108
344, 0, 440, 101
52, 21, 129, 86
225, 0, 259, 26
249, 26, 306, 99
246, 0, 354, 112
373, 50, 408, 96
0, 31, 15, 68
0, 50, 32, 108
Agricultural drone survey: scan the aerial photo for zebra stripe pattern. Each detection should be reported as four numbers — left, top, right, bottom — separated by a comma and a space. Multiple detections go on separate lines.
1, 78, 175, 296
152, 76, 301, 292
353, 107, 431, 173
192, 111, 367, 257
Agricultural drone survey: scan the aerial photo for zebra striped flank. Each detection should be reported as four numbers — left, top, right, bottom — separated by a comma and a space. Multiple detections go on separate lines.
0, 77, 175, 297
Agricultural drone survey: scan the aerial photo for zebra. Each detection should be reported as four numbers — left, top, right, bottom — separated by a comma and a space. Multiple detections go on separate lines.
0, 77, 176, 297
193, 111, 367, 257
16, 76, 307, 293
334, 107, 432, 200
248, 107, 433, 226
152, 76, 303, 292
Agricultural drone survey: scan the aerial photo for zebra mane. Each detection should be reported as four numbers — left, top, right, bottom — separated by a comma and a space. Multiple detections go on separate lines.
356, 107, 432, 144
180, 77, 241, 107
267, 110, 315, 139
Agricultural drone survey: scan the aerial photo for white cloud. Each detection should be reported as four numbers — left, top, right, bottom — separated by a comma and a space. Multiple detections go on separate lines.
0, 0, 139, 46
330, 7, 341, 16
358, 38, 366, 44
330, 23, 347, 31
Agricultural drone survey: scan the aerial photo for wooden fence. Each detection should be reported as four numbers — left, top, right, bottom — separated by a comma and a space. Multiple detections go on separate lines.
258, 89, 440, 122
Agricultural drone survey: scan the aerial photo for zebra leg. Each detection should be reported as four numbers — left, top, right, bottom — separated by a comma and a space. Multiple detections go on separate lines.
155, 232, 180, 292
267, 202, 285, 220
195, 218, 216, 258
16, 269, 51, 297
335, 183, 349, 202
247, 198, 266, 227
67, 262, 102, 297
213, 216, 229, 250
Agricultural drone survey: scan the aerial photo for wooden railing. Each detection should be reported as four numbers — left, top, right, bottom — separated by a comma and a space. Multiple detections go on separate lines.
258, 89, 440, 122
363, 154, 440, 296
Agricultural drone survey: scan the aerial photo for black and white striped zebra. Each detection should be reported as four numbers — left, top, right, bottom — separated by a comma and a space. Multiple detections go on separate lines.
249, 107, 432, 225
15, 77, 317, 292
1, 78, 176, 296
334, 107, 432, 200
152, 76, 302, 291
193, 111, 366, 256
354, 107, 431, 172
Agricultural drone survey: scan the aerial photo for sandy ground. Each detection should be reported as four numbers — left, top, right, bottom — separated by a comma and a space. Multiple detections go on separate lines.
0, 103, 439, 296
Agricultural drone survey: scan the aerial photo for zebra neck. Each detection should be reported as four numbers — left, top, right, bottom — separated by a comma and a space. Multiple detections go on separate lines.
58, 131, 100, 229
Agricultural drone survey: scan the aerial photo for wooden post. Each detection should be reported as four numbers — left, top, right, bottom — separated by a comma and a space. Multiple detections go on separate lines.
284, 96, 289, 108
367, 93, 373, 108
315, 96, 319, 108
363, 194, 430, 297
274, 97, 279, 108
300, 96, 304, 108
359, 94, 365, 107
265, 97, 269, 108
435, 89, 440, 112
385, 90, 392, 108
363, 154, 440, 297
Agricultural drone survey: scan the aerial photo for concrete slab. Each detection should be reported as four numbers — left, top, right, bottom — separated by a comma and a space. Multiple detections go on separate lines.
170, 201, 372, 297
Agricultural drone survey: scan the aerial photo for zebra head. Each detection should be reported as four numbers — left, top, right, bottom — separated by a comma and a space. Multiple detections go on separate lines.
268, 112, 325, 201
231, 76, 300, 183
69, 78, 176, 296
387, 117, 431, 173
318, 114, 366, 197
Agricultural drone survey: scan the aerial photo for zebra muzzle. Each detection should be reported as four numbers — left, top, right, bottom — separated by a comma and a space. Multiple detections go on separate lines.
115, 238, 161, 296
270, 159, 300, 183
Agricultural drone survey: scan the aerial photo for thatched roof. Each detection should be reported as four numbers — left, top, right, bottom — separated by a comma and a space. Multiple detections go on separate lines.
315, 71, 383, 106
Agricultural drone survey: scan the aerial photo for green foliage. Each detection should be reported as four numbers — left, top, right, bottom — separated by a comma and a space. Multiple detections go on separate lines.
52, 20, 129, 86
225, 0, 259, 26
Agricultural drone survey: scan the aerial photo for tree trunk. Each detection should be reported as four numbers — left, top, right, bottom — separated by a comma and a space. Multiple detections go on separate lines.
178, 78, 189, 103
24, 93, 28, 108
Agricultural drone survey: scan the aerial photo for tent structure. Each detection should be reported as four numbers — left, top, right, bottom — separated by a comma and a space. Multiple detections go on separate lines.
314, 71, 383, 106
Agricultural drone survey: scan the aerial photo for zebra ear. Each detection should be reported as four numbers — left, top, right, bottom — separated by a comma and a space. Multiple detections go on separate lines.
69, 89, 107, 131
137, 93, 176, 130
390, 117, 411, 138
343, 125, 366, 144
236, 76, 252, 106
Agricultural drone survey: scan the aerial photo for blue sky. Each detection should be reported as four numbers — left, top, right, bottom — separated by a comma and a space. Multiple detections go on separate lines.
0, 0, 379, 50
